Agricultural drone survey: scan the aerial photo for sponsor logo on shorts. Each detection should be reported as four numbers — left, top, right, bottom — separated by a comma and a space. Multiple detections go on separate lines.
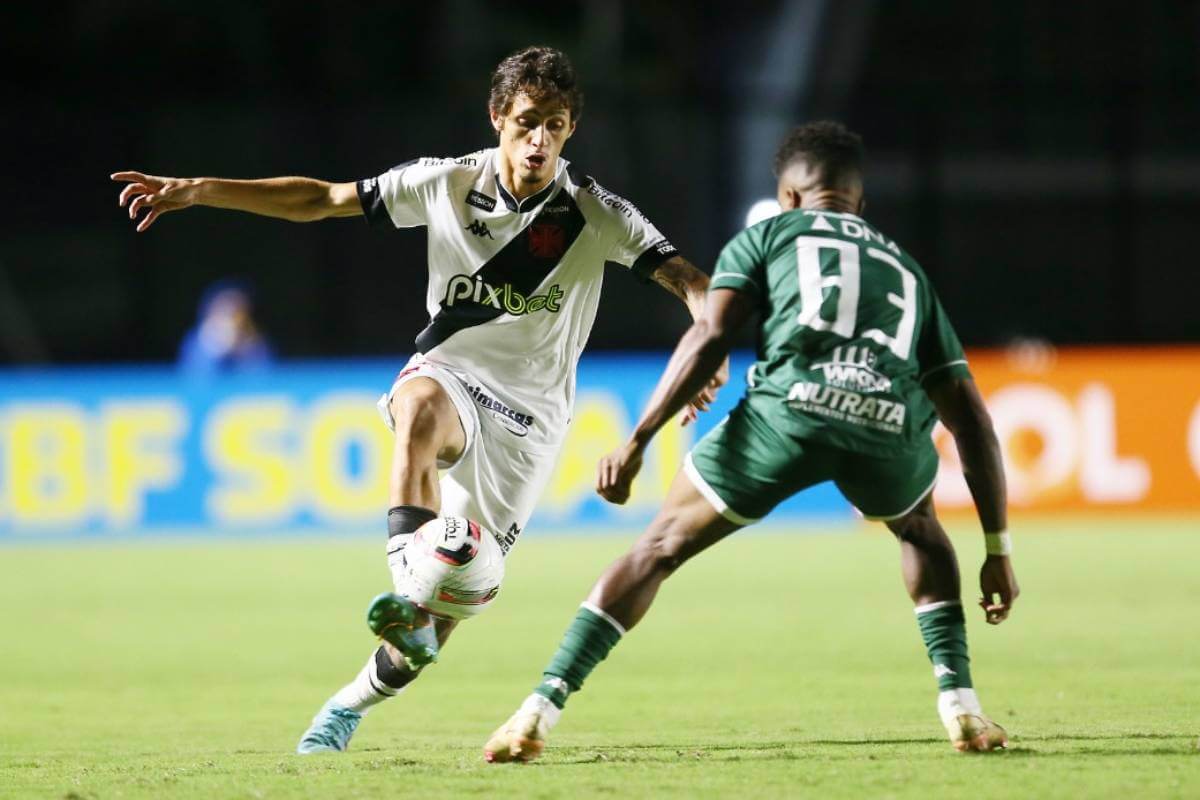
443, 274, 564, 316
786, 382, 907, 434
494, 523, 522, 555
464, 383, 534, 437
466, 189, 496, 212
811, 346, 893, 393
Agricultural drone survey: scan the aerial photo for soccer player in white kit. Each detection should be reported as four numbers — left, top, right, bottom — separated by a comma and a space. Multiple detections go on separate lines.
111, 46, 726, 753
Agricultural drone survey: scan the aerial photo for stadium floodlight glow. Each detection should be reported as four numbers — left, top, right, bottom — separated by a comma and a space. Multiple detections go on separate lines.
744, 198, 781, 228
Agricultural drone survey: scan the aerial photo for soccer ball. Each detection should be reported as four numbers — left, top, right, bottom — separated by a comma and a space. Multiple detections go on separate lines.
395, 516, 505, 620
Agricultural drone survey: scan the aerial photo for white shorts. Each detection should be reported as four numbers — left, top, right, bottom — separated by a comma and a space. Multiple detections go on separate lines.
377, 354, 560, 558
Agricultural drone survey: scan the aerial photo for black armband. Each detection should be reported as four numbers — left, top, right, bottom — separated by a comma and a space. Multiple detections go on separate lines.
631, 239, 680, 283
356, 177, 392, 228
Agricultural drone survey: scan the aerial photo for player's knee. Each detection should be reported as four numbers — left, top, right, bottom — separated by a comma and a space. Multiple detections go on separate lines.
635, 526, 693, 576
886, 499, 944, 547
886, 512, 928, 544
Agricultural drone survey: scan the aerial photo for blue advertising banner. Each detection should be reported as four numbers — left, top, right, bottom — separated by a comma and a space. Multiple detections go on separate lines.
0, 353, 850, 539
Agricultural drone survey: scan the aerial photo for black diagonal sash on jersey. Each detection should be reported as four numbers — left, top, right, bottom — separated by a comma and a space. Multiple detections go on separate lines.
415, 190, 586, 354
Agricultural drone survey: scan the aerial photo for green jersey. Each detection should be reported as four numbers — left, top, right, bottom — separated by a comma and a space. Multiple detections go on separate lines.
710, 209, 969, 456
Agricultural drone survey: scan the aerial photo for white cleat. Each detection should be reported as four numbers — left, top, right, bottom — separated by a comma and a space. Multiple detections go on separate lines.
946, 713, 1008, 752
483, 694, 561, 763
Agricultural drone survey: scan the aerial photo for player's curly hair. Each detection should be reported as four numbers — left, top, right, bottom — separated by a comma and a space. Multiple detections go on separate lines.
489, 46, 584, 122
774, 121, 864, 185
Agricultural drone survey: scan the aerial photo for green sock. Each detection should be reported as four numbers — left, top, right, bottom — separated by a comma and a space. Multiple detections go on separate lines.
533, 604, 624, 709
915, 601, 973, 691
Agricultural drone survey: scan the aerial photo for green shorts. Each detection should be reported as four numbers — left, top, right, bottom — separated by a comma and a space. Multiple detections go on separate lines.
686, 400, 939, 524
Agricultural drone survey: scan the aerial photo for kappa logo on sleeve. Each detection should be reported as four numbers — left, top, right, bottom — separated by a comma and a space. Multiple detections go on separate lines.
466, 190, 496, 212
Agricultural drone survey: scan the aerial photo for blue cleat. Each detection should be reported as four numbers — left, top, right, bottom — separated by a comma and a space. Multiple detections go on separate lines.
296, 700, 362, 754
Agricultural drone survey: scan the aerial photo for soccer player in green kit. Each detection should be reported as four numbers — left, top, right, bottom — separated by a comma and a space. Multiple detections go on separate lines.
485, 121, 1019, 760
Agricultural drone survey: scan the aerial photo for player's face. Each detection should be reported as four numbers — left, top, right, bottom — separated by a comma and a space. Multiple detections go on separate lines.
491, 92, 575, 193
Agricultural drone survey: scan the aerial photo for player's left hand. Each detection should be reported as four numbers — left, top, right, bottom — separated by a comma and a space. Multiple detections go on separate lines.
596, 441, 645, 505
111, 171, 198, 232
979, 555, 1019, 625
682, 356, 730, 427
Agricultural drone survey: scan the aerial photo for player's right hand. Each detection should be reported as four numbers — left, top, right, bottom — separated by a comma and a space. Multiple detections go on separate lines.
596, 441, 644, 505
681, 356, 730, 427
111, 171, 198, 232
978, 555, 1019, 625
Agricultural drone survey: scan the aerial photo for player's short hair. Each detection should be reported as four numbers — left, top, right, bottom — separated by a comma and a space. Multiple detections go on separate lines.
774, 121, 864, 186
489, 46, 584, 121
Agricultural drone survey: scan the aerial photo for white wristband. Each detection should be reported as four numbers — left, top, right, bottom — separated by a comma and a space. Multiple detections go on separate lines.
984, 531, 1012, 556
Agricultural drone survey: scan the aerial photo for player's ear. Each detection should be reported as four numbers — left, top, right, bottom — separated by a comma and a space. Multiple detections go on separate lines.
778, 186, 801, 211
489, 106, 504, 136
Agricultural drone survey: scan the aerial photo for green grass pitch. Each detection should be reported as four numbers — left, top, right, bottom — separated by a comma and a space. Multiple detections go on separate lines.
2, 518, 1197, 799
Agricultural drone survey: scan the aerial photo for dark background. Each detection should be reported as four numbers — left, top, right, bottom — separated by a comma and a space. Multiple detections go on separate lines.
3, 1, 1198, 364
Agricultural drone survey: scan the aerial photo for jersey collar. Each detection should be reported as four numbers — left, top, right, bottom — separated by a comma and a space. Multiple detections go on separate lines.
804, 208, 865, 222
491, 151, 567, 214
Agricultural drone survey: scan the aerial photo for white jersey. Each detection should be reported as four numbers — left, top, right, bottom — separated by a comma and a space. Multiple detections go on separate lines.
357, 147, 677, 449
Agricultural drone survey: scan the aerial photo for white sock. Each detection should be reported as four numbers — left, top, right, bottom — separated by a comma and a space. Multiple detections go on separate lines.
332, 651, 404, 714
937, 687, 983, 727
518, 693, 562, 736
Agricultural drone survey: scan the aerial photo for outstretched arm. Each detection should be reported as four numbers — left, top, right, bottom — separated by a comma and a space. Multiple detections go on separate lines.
649, 256, 731, 424
926, 376, 1019, 624
111, 171, 361, 232
597, 287, 755, 504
